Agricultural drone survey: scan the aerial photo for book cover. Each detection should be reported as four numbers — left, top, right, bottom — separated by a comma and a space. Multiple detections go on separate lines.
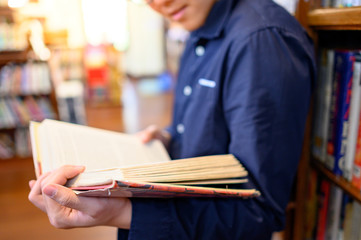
73, 180, 260, 198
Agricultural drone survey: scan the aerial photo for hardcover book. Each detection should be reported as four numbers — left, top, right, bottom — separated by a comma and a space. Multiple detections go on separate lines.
29, 119, 260, 198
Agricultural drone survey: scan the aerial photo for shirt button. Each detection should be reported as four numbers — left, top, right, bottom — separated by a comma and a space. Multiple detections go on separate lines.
195, 45, 205, 56
177, 124, 185, 134
183, 85, 192, 96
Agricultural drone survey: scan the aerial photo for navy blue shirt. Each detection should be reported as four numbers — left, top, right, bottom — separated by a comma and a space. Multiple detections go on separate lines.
119, 0, 315, 239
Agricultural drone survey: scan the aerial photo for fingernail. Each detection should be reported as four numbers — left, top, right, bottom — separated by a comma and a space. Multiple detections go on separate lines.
43, 185, 57, 198
29, 180, 35, 188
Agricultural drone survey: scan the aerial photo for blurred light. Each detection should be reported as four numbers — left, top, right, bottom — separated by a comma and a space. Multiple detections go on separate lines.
81, 0, 128, 50
8, 0, 29, 8
130, 0, 144, 4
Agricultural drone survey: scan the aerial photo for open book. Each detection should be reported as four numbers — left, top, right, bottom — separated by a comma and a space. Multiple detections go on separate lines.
30, 119, 260, 198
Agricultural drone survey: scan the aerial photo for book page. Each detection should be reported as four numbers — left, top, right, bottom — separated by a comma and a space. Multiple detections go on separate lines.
39, 119, 170, 174
29, 122, 41, 177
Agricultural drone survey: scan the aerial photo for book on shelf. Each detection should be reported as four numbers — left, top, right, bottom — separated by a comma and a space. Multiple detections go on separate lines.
342, 196, 354, 240
29, 119, 260, 198
316, 179, 331, 240
344, 53, 361, 180
0, 62, 52, 96
349, 201, 361, 240
324, 184, 343, 240
326, 51, 355, 176
352, 107, 361, 189
0, 133, 15, 159
312, 49, 335, 162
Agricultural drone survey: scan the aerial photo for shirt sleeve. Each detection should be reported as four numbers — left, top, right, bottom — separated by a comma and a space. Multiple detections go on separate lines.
124, 28, 314, 240
223, 27, 314, 214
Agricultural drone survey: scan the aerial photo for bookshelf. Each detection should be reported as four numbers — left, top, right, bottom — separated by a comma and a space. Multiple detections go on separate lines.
291, 1, 361, 240
0, 8, 58, 160
308, 7, 361, 30
312, 159, 361, 203
0, 50, 28, 65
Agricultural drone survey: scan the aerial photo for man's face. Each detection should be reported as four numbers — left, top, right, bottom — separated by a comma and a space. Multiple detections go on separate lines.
149, 0, 217, 31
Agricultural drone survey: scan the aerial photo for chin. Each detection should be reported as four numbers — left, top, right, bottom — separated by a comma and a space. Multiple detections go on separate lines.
180, 21, 204, 32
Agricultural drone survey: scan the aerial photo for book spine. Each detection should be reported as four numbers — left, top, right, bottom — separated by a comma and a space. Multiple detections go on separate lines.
329, 51, 355, 176
352, 106, 361, 189
344, 53, 361, 180
316, 180, 331, 240
325, 185, 343, 240
343, 197, 354, 240
339, 194, 352, 239
0, 133, 15, 159
312, 49, 335, 162
350, 201, 361, 240
325, 61, 339, 170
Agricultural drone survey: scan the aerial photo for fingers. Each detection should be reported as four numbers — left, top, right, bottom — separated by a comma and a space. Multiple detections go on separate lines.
137, 125, 158, 143
28, 172, 51, 212
43, 165, 85, 187
136, 125, 171, 149
28, 166, 84, 213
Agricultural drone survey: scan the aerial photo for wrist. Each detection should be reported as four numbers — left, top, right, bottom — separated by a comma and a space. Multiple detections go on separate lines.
108, 198, 132, 229
160, 130, 171, 149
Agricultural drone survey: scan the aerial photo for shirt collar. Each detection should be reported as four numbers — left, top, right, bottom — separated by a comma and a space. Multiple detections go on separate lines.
190, 0, 235, 40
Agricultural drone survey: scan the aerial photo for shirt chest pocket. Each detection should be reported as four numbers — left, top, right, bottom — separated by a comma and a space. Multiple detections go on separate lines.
193, 78, 217, 101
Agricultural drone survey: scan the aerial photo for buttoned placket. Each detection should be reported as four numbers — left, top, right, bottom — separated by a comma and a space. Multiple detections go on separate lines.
176, 40, 207, 136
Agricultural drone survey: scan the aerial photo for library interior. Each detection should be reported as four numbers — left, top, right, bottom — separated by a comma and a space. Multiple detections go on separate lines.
1, 0, 361, 239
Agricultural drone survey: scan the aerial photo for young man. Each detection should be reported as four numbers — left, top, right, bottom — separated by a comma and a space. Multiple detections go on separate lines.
29, 0, 315, 239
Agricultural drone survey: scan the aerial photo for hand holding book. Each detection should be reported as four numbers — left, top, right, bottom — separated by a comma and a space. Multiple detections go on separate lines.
28, 165, 132, 229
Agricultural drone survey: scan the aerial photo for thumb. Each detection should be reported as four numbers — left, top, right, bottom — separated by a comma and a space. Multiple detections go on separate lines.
43, 184, 82, 210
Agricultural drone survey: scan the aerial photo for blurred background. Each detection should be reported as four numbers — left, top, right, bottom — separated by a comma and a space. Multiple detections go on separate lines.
0, 0, 297, 239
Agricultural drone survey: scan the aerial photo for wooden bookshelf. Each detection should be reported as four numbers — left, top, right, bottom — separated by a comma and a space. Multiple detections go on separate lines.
312, 159, 361, 203
0, 10, 58, 160
308, 7, 361, 30
0, 50, 28, 65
